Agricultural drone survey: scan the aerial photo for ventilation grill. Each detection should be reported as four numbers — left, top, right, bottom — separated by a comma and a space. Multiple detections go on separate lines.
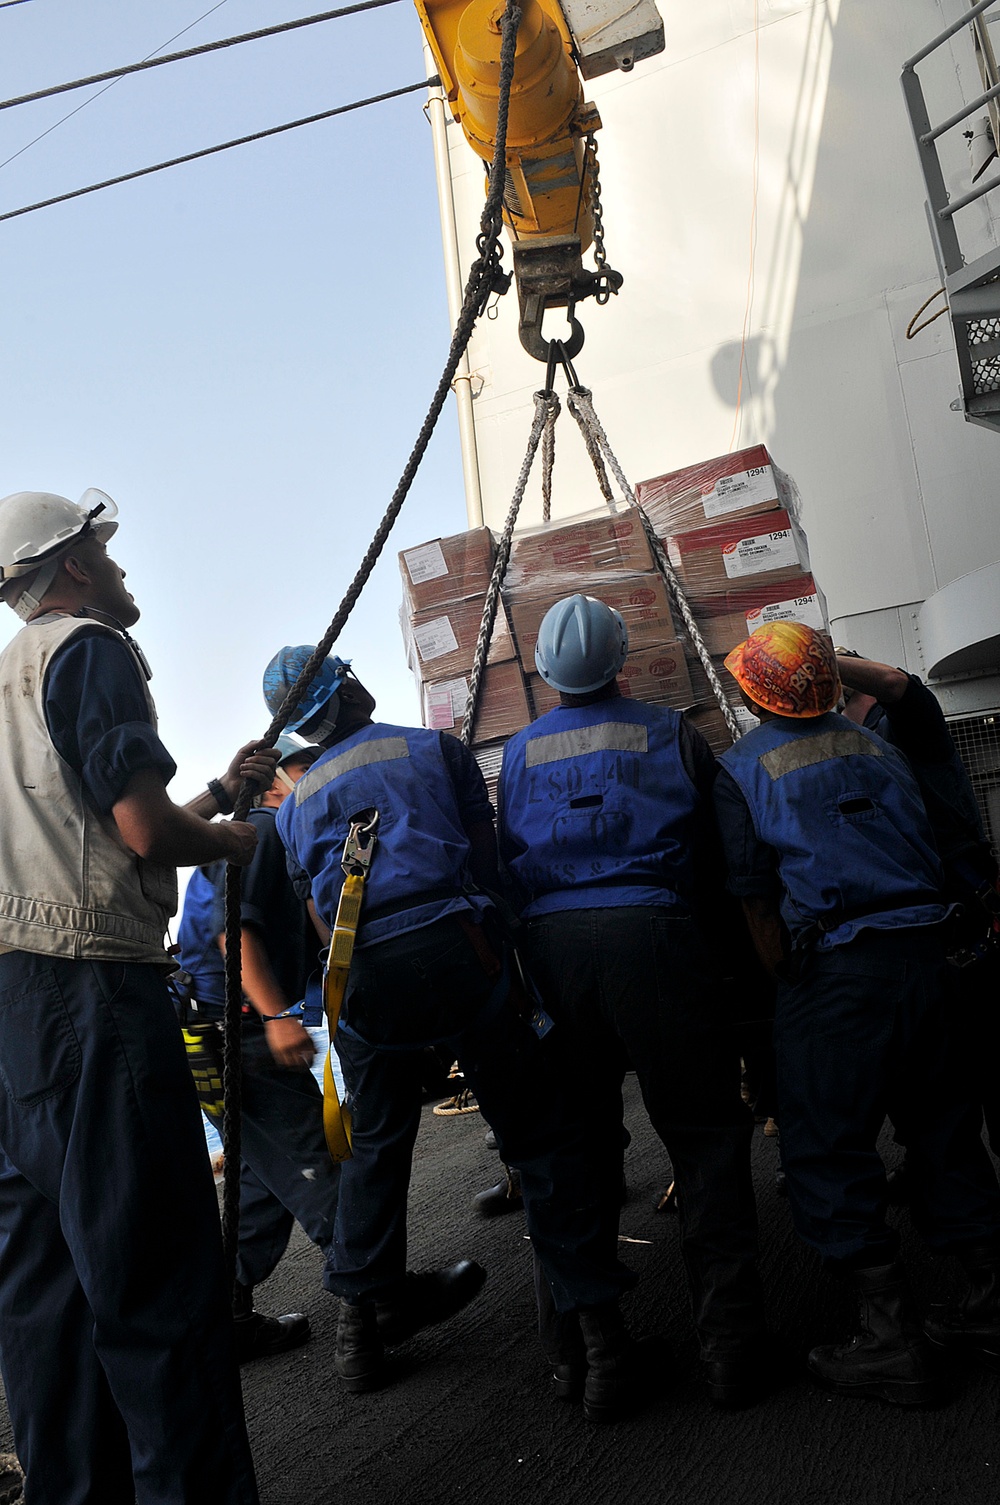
948, 709, 1000, 855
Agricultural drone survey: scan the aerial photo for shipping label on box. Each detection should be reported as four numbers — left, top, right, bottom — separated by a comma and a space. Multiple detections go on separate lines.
702, 462, 777, 519
666, 509, 810, 597
412, 615, 460, 664
406, 597, 515, 680
423, 661, 530, 745
721, 525, 800, 579
636, 444, 794, 536
399, 527, 496, 614
745, 591, 826, 634
424, 676, 469, 730
403, 540, 449, 585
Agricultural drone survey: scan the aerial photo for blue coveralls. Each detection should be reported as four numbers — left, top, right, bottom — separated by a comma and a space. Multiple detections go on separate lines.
0, 627, 258, 1505
716, 712, 1000, 1268
277, 720, 632, 1313
177, 824, 339, 1290
499, 695, 764, 1359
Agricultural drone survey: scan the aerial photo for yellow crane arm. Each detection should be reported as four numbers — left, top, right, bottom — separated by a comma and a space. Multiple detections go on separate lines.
416, 0, 597, 249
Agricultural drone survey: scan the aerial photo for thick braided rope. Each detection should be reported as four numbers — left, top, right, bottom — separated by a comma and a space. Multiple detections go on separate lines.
566, 389, 743, 742
220, 0, 523, 1281
540, 396, 558, 523
460, 390, 555, 745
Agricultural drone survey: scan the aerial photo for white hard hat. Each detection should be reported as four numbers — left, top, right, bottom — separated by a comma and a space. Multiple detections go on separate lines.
0, 489, 118, 620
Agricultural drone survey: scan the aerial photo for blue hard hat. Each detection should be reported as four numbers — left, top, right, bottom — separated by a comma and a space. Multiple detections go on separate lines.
534, 594, 629, 695
262, 647, 351, 734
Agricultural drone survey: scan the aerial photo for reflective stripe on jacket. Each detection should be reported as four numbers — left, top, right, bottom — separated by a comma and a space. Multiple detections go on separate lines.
719, 713, 946, 947
276, 722, 486, 947
498, 699, 700, 918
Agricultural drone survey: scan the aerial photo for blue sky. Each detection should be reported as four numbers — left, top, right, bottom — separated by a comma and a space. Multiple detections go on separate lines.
0, 0, 468, 811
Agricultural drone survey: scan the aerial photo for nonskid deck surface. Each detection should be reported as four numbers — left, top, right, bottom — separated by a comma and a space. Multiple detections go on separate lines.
3, 1077, 997, 1504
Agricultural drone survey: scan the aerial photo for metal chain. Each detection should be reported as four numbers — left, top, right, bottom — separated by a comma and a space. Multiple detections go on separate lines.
219, 0, 524, 1282
566, 388, 743, 742
540, 394, 560, 523
461, 391, 558, 745
585, 133, 618, 306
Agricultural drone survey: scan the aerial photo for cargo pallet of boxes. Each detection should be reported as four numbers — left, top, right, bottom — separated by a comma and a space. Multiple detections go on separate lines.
399, 444, 832, 789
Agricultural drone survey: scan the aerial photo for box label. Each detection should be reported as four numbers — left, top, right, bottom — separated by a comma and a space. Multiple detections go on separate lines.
412, 615, 459, 662
424, 676, 468, 729
403, 540, 448, 585
722, 527, 799, 579
702, 465, 775, 519
745, 592, 825, 634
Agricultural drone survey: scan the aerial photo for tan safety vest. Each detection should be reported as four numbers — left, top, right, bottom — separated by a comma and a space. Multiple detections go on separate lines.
0, 614, 177, 965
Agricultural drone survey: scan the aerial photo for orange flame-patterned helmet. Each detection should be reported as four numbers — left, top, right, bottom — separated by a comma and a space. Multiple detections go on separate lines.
724, 621, 841, 719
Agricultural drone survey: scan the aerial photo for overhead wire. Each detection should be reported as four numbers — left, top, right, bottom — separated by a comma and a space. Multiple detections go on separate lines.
0, 0, 402, 115
0, 0, 234, 174
0, 78, 438, 224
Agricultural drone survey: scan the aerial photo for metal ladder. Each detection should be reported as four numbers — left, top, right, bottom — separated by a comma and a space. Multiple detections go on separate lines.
902, 0, 1000, 433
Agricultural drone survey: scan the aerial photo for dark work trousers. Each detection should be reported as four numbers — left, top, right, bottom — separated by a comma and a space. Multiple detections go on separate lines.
0, 952, 258, 1505
233, 1029, 339, 1288
329, 914, 633, 1314
773, 926, 1000, 1269
954, 944, 1000, 1157
524, 907, 764, 1360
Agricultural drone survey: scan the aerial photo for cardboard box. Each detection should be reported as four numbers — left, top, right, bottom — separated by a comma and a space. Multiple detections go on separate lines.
665, 509, 810, 598
422, 661, 531, 746
683, 700, 761, 755
527, 640, 693, 720
616, 641, 693, 707
505, 508, 654, 594
404, 596, 515, 682
635, 444, 795, 537
508, 573, 676, 662
399, 528, 496, 613
526, 673, 560, 719
687, 575, 826, 657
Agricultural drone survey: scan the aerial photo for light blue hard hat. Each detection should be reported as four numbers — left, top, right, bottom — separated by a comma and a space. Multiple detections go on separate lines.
273, 733, 321, 768
534, 594, 629, 695
262, 646, 351, 734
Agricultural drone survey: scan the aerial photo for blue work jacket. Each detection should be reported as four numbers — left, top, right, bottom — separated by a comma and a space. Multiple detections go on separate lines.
719, 713, 947, 947
176, 865, 225, 1012
277, 721, 489, 947
498, 699, 700, 917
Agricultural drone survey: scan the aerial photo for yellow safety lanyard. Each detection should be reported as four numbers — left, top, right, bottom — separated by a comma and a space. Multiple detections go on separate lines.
321, 810, 378, 1162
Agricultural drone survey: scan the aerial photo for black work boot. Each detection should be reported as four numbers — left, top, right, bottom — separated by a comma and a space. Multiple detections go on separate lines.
925, 1246, 1000, 1370
375, 1260, 488, 1346
335, 1300, 385, 1393
232, 1281, 310, 1363
544, 1311, 588, 1401
578, 1303, 649, 1423
808, 1263, 941, 1405
701, 1350, 770, 1409
473, 1165, 523, 1217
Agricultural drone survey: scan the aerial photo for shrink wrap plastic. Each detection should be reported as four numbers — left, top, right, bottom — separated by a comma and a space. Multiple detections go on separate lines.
401, 450, 827, 763
503, 507, 655, 593
398, 527, 497, 613
402, 596, 516, 683
422, 662, 531, 743
635, 444, 798, 537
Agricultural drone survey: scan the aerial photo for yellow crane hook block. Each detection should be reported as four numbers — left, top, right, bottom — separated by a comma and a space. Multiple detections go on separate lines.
321, 811, 379, 1163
